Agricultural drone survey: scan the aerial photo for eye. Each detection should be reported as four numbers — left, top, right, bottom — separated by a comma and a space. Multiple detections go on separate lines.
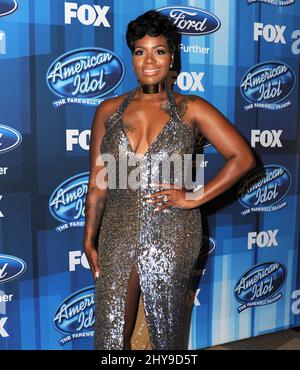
156, 48, 167, 55
134, 49, 144, 56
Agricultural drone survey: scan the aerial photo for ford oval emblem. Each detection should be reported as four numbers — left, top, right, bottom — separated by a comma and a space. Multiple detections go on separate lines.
199, 236, 216, 257
0, 254, 26, 283
0, 124, 22, 154
157, 6, 220, 35
0, 0, 18, 17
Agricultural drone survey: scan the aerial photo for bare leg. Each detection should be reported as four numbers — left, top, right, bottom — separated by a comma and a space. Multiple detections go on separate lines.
123, 262, 141, 350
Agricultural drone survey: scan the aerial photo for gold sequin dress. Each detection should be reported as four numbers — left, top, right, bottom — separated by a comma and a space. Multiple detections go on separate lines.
94, 87, 202, 350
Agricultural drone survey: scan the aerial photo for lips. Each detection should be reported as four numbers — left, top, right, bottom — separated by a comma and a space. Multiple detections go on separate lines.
143, 68, 160, 75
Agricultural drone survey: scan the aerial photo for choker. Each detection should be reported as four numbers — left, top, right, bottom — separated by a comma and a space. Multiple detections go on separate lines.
141, 81, 166, 94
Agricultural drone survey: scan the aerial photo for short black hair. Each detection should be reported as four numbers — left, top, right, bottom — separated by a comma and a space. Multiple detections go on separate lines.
126, 10, 178, 54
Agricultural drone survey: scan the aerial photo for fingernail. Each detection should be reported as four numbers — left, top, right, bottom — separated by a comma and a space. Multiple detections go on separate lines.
144, 194, 151, 198
145, 199, 153, 203
95, 271, 99, 279
154, 208, 159, 212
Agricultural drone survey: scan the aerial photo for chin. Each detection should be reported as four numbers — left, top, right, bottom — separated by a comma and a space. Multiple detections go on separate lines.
139, 76, 167, 85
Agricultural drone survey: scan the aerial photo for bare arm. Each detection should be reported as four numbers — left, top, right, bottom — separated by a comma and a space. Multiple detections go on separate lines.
83, 100, 111, 281
189, 96, 256, 206
144, 95, 256, 212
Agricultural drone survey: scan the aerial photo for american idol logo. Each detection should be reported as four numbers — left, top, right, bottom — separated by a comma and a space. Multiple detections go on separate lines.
0, 0, 18, 17
247, 0, 295, 5
49, 172, 89, 232
53, 286, 94, 345
0, 254, 26, 284
234, 262, 286, 313
157, 6, 220, 35
238, 165, 291, 215
241, 61, 295, 110
0, 124, 22, 154
46, 48, 124, 108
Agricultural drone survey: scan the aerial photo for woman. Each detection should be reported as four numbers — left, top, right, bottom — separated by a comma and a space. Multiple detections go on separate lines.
84, 10, 255, 350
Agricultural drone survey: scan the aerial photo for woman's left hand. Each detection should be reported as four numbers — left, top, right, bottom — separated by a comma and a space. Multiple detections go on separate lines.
144, 183, 201, 212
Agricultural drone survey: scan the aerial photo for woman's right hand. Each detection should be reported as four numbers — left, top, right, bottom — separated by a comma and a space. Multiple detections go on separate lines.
84, 245, 100, 283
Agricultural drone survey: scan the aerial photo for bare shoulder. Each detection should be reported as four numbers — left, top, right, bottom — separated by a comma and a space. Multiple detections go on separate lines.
173, 92, 214, 110
172, 92, 215, 128
95, 91, 130, 119
173, 92, 224, 122
91, 91, 133, 132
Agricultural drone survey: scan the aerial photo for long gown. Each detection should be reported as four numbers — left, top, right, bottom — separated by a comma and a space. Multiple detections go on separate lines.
94, 87, 203, 350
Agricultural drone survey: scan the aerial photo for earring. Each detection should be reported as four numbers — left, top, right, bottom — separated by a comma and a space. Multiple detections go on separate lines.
170, 63, 173, 68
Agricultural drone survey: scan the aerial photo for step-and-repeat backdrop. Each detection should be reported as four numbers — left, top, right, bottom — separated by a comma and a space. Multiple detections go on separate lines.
0, 0, 299, 350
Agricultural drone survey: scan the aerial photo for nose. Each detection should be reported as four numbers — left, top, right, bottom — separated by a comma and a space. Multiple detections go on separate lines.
144, 52, 156, 64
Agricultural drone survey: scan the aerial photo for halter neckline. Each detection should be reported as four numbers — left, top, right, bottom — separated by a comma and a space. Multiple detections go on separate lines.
119, 87, 179, 159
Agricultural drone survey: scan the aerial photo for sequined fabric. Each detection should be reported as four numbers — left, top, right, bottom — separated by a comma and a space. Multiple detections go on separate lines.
94, 87, 202, 350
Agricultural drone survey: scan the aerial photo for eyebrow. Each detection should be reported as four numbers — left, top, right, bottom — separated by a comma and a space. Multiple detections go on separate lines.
134, 44, 167, 49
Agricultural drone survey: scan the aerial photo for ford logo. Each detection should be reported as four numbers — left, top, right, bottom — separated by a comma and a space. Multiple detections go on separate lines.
0, 124, 22, 154
46, 48, 125, 99
157, 6, 220, 35
0, 0, 18, 17
234, 262, 286, 304
0, 254, 26, 284
49, 172, 89, 223
238, 165, 291, 208
199, 236, 216, 257
247, 0, 295, 5
240, 61, 295, 105
53, 287, 94, 334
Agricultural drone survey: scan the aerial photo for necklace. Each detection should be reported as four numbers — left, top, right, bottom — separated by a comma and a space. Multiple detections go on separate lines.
141, 80, 167, 94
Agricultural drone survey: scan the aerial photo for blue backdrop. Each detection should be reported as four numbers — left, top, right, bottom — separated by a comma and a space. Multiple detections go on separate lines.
0, 0, 299, 350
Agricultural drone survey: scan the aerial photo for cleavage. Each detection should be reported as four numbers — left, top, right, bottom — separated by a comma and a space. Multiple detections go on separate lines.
122, 102, 171, 157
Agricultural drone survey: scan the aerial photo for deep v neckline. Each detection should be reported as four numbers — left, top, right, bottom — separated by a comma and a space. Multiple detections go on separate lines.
120, 87, 174, 159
